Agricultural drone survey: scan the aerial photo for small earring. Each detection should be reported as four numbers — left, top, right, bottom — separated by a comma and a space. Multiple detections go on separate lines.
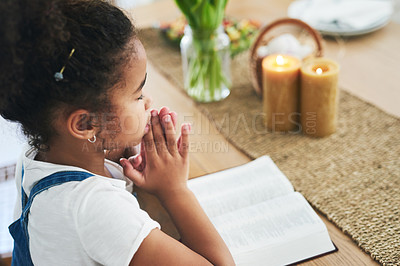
88, 135, 96, 143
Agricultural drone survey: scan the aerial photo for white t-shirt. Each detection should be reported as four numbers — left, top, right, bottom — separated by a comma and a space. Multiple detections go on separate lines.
13, 146, 160, 266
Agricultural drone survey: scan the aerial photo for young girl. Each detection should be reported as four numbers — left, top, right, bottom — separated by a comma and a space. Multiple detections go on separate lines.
0, 0, 235, 265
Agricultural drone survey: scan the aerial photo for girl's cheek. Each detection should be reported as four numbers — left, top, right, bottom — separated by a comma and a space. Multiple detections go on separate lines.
121, 114, 145, 135
124, 116, 134, 131
126, 117, 139, 134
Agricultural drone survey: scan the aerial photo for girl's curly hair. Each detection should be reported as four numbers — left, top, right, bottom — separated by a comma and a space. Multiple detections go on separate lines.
0, 0, 136, 150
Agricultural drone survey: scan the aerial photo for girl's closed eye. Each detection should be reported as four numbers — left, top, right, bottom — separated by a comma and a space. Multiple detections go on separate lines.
135, 73, 147, 101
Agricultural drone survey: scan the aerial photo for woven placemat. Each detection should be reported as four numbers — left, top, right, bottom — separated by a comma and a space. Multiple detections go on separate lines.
139, 28, 400, 265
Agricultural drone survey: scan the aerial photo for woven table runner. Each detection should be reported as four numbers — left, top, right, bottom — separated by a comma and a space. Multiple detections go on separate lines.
139, 28, 400, 265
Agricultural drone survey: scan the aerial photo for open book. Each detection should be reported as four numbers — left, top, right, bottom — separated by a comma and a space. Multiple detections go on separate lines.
188, 156, 336, 266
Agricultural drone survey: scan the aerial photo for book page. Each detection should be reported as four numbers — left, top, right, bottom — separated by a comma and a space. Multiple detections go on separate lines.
188, 156, 294, 218
210, 192, 336, 265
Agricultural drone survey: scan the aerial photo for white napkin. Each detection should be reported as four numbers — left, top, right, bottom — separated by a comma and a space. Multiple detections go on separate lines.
289, 0, 393, 30
257, 33, 313, 59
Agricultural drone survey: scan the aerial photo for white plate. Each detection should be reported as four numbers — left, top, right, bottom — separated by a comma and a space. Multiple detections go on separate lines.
288, 0, 393, 36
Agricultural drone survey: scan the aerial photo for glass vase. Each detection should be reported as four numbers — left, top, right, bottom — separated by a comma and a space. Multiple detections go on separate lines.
180, 25, 231, 102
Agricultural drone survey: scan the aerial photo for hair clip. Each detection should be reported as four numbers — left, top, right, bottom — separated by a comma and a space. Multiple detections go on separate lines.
54, 48, 75, 82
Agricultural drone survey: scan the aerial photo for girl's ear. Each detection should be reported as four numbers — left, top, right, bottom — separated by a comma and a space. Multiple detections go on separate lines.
67, 109, 96, 140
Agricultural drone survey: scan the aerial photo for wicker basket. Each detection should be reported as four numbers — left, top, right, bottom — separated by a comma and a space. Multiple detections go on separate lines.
250, 18, 323, 96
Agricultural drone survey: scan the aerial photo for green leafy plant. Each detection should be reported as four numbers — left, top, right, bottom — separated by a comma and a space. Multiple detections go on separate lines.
175, 0, 228, 31
175, 0, 231, 102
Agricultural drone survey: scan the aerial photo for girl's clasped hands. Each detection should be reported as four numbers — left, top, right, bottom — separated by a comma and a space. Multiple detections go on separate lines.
120, 107, 192, 201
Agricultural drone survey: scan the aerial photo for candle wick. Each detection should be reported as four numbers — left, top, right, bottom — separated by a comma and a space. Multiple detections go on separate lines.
276, 55, 285, 66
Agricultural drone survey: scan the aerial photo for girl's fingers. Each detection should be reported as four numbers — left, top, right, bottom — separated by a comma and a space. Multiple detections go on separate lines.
143, 113, 157, 160
179, 123, 190, 158
128, 154, 142, 169
177, 123, 190, 152
134, 140, 147, 172
140, 139, 146, 159
170, 111, 177, 128
158, 106, 170, 119
162, 115, 178, 154
177, 135, 182, 150
159, 108, 177, 131
158, 107, 170, 131
150, 109, 167, 154
120, 158, 145, 187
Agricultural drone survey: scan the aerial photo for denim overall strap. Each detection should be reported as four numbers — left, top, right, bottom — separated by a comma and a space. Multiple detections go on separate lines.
9, 170, 94, 266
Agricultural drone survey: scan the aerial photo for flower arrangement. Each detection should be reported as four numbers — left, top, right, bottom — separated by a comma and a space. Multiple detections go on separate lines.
160, 16, 261, 58
173, 0, 231, 102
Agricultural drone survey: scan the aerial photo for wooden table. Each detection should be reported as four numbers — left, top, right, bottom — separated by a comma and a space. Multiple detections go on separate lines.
129, 0, 400, 265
